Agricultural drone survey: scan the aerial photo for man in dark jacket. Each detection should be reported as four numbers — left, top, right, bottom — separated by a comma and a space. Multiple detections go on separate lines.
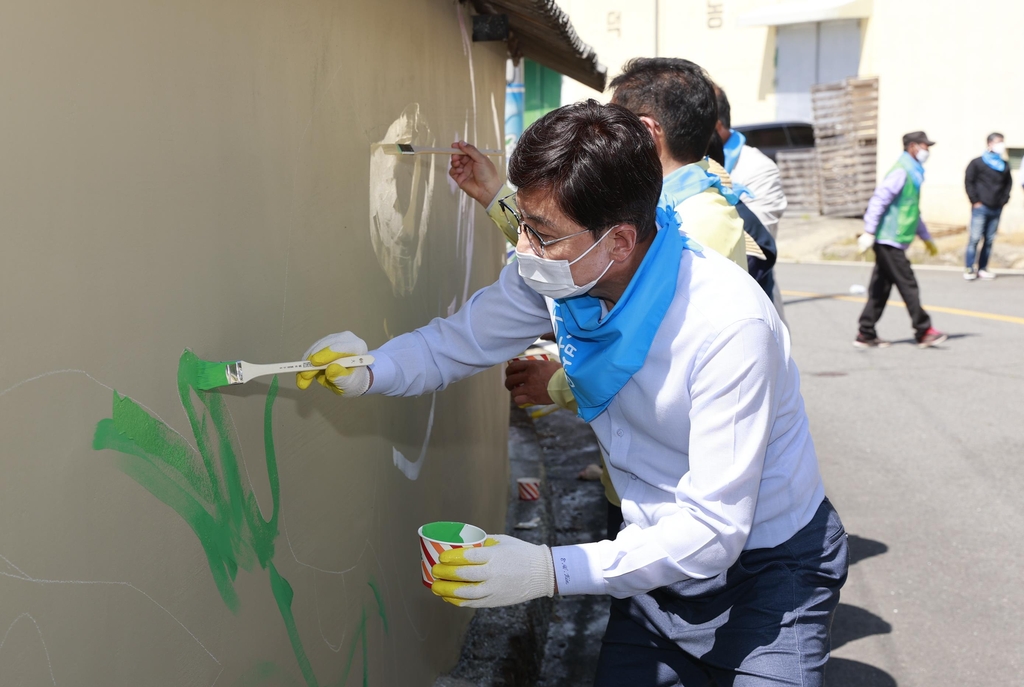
964, 133, 1013, 280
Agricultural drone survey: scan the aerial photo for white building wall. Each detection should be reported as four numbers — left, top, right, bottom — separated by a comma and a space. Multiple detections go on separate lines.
556, 0, 1024, 228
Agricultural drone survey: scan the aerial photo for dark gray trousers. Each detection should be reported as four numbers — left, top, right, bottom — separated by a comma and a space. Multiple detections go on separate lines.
595, 498, 848, 687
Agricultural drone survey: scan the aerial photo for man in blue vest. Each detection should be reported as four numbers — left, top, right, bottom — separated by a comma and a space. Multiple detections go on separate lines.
855, 131, 947, 349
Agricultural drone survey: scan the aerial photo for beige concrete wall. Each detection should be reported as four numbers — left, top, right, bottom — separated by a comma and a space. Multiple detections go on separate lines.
0, 0, 508, 684
557, 0, 1024, 229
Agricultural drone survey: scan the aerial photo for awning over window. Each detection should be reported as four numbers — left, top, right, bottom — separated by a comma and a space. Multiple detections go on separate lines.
737, 0, 872, 28
468, 0, 607, 92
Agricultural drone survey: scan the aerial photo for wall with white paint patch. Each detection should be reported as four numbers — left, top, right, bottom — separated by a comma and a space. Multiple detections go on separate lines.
0, 0, 508, 684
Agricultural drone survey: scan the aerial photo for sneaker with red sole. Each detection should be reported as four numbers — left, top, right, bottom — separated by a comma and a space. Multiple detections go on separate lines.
853, 334, 891, 348
916, 327, 948, 348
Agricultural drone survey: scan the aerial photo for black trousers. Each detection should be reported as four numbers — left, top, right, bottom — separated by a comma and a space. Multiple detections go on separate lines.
858, 243, 931, 338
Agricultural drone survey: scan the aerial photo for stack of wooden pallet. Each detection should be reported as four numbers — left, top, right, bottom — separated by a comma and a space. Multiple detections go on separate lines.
776, 148, 820, 214
811, 77, 879, 216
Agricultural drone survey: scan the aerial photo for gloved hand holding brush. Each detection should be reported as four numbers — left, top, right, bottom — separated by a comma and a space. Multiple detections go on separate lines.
296, 332, 371, 397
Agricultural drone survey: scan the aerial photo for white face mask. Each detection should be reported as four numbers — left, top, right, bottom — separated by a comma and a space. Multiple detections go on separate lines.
991, 142, 1007, 157
516, 228, 615, 300
915, 148, 930, 164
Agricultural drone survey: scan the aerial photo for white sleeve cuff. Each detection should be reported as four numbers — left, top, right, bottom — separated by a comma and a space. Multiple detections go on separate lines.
550, 544, 605, 596
366, 352, 397, 396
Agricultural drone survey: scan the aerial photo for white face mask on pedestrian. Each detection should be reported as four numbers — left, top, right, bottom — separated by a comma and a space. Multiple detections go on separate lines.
990, 142, 1007, 157
915, 148, 930, 164
516, 227, 616, 300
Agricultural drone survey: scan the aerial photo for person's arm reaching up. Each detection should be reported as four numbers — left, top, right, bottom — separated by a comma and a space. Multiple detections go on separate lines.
450, 141, 519, 244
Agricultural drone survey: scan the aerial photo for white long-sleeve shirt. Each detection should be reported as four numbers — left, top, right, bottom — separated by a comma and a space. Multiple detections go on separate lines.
731, 144, 788, 239
731, 142, 790, 324
368, 247, 825, 599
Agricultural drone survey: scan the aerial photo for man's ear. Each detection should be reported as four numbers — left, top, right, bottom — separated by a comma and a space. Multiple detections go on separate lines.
608, 224, 639, 261
715, 121, 730, 143
638, 116, 663, 157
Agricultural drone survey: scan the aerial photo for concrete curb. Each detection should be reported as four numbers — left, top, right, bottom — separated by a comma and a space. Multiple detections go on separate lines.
433, 405, 554, 687
777, 257, 1024, 275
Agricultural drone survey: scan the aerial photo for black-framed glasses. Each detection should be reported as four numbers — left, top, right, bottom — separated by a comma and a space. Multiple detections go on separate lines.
497, 192, 593, 257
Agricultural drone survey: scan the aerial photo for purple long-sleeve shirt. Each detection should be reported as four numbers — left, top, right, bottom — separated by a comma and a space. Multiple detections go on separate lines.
863, 168, 932, 249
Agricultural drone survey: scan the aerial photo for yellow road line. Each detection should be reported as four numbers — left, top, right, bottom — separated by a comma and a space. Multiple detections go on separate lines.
781, 290, 1024, 325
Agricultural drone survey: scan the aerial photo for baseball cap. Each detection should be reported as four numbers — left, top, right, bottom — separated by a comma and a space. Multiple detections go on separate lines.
903, 131, 936, 146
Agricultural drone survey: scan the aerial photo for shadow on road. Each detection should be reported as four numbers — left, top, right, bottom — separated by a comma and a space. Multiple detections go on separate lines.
887, 332, 977, 346
831, 603, 893, 650
825, 532, 898, 685
848, 534, 888, 565
784, 292, 852, 306
826, 657, 899, 686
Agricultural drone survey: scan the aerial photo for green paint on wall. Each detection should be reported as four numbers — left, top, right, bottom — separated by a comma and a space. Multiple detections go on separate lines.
367, 578, 389, 636
93, 350, 278, 612
93, 350, 388, 686
269, 561, 318, 686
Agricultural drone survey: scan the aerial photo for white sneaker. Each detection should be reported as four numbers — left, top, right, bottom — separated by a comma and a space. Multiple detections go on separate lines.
978, 269, 996, 280
964, 269, 978, 281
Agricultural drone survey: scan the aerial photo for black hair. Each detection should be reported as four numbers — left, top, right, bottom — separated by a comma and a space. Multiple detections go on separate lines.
706, 129, 726, 166
715, 85, 731, 130
609, 57, 719, 164
988, 132, 1004, 144
508, 99, 662, 243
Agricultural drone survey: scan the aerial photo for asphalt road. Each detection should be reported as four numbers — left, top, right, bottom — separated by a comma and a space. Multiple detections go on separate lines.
776, 262, 1024, 686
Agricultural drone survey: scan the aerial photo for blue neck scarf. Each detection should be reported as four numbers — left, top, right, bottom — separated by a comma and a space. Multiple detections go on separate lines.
663, 162, 740, 208
982, 151, 1007, 173
552, 178, 704, 422
723, 129, 745, 173
899, 151, 925, 188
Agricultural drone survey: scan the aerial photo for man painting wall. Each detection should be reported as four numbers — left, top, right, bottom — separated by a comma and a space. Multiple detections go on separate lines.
299, 99, 848, 686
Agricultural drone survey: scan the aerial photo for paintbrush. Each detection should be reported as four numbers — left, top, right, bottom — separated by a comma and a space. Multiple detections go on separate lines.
195, 356, 375, 391
376, 143, 503, 156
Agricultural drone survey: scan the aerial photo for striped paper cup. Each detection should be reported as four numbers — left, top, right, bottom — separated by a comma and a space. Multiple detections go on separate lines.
418, 522, 487, 589
517, 477, 541, 501
509, 345, 555, 364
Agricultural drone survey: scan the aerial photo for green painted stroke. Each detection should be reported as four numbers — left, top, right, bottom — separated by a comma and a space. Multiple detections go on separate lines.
93, 350, 387, 686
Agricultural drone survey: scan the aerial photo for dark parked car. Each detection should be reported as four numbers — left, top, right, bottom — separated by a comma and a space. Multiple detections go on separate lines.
734, 122, 815, 162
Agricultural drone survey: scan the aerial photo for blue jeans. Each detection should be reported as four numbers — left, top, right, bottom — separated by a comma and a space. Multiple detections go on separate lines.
595, 498, 848, 687
966, 205, 1002, 271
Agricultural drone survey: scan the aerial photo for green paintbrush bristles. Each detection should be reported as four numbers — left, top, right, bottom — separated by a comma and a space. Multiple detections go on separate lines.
194, 359, 233, 391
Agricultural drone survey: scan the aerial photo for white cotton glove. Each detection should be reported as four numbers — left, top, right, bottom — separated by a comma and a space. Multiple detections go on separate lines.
295, 332, 371, 397
857, 232, 875, 254
430, 534, 556, 608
